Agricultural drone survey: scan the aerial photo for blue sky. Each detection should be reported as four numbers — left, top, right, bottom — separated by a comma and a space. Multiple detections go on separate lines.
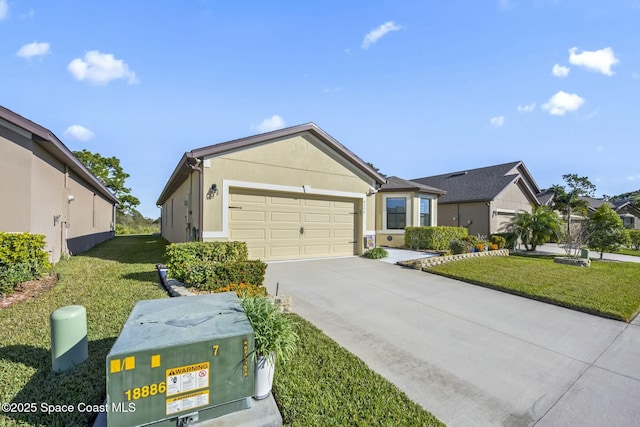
2, 0, 639, 218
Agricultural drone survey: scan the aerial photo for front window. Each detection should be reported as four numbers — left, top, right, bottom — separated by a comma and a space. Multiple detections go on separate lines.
386, 198, 406, 230
419, 198, 430, 226
622, 216, 634, 229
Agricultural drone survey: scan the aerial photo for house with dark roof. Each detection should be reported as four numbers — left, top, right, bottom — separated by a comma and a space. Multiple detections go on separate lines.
582, 197, 640, 230
413, 161, 540, 237
0, 105, 119, 262
156, 124, 446, 259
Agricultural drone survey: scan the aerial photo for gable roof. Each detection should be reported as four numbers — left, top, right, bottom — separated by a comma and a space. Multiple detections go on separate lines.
157, 123, 387, 205
379, 176, 446, 195
412, 161, 540, 204
0, 105, 119, 204
582, 196, 640, 215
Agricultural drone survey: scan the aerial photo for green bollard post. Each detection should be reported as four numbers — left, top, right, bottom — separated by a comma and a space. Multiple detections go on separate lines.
50, 305, 88, 372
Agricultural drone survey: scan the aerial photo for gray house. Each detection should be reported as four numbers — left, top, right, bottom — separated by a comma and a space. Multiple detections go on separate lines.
582, 197, 640, 230
0, 106, 119, 263
413, 161, 540, 237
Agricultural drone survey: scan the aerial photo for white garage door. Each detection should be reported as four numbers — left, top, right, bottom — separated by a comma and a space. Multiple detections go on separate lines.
228, 189, 357, 260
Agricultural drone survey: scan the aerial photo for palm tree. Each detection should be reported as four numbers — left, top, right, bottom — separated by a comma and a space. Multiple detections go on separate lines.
509, 205, 564, 251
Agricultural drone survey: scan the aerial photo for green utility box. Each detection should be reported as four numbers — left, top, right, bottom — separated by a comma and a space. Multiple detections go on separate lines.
106, 293, 254, 426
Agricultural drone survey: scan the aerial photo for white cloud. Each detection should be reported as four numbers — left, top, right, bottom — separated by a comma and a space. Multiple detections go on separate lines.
498, 0, 516, 10
322, 87, 341, 93
633, 72, 639, 79
256, 115, 285, 133
517, 103, 536, 113
628, 175, 640, 181
552, 64, 570, 77
490, 116, 505, 127
596, 145, 605, 153
542, 91, 585, 116
68, 50, 138, 85
0, 0, 8, 20
64, 125, 95, 142
16, 42, 50, 59
568, 47, 619, 76
362, 21, 402, 50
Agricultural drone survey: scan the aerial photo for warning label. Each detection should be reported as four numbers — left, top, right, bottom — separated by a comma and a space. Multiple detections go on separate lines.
165, 362, 210, 396
166, 390, 209, 415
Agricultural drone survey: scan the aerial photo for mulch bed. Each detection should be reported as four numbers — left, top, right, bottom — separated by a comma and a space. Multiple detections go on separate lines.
0, 274, 58, 310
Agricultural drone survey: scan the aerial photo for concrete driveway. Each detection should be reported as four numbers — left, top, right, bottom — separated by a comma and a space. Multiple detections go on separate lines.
264, 256, 640, 427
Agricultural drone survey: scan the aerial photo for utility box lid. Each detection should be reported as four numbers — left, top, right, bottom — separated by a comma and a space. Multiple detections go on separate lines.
106, 293, 254, 427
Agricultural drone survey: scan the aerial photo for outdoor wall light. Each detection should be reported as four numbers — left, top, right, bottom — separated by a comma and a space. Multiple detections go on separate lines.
207, 183, 219, 199
67, 195, 75, 202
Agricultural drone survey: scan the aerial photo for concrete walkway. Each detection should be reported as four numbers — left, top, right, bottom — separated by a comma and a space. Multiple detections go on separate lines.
265, 256, 640, 427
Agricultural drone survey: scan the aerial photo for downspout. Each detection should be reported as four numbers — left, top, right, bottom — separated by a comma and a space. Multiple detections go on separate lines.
186, 156, 204, 241
486, 201, 491, 236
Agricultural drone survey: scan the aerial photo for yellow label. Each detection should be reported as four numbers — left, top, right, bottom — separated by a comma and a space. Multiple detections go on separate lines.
110, 356, 136, 373
151, 354, 161, 368
166, 362, 209, 377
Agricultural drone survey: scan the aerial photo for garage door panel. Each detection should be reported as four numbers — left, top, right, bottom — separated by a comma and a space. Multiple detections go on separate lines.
229, 229, 266, 240
271, 211, 301, 222
229, 189, 356, 260
304, 213, 331, 223
230, 210, 266, 222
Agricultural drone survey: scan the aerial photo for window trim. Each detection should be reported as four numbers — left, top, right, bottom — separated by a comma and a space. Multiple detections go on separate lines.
382, 194, 411, 232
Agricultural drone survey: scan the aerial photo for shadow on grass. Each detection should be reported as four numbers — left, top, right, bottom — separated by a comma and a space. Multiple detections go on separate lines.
121, 271, 166, 291
74, 235, 169, 265
0, 338, 116, 427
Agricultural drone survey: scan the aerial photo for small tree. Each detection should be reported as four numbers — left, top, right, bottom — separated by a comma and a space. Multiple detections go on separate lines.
508, 205, 564, 251
551, 174, 596, 239
588, 204, 630, 259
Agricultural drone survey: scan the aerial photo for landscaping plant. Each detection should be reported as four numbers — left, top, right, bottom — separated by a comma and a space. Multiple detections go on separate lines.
364, 247, 388, 259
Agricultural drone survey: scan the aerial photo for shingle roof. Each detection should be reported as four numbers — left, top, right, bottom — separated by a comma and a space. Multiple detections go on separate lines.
412, 161, 533, 203
379, 176, 446, 195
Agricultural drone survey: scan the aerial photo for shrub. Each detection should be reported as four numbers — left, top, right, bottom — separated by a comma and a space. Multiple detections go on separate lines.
462, 235, 479, 246
405, 226, 468, 250
629, 230, 640, 250
490, 235, 507, 249
214, 283, 267, 298
493, 232, 518, 250
166, 241, 249, 282
200, 260, 267, 291
364, 247, 388, 259
449, 239, 473, 255
0, 232, 51, 295
488, 243, 499, 251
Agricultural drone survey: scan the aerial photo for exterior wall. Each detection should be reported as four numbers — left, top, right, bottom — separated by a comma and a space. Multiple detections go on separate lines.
0, 122, 32, 233
0, 118, 116, 263
437, 202, 490, 237
161, 177, 193, 243
375, 192, 438, 248
195, 134, 376, 255
491, 182, 536, 234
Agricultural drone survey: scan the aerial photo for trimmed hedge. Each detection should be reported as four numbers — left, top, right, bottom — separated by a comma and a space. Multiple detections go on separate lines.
405, 226, 468, 250
166, 241, 249, 282
165, 241, 266, 291
0, 232, 51, 295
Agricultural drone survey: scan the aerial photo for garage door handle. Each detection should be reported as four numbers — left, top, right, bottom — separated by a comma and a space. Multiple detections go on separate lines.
300, 227, 304, 235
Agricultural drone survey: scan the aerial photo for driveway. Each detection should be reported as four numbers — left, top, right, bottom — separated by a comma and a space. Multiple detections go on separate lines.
264, 256, 640, 427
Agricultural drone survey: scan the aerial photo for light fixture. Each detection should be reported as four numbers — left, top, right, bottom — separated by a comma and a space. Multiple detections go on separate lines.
67, 195, 75, 202
207, 183, 219, 199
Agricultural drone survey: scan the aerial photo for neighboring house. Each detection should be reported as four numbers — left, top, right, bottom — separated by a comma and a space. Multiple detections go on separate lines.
582, 197, 640, 230
375, 176, 446, 247
157, 123, 445, 260
413, 161, 541, 237
0, 106, 118, 263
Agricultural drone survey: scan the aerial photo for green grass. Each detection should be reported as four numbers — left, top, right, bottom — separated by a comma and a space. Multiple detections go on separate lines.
0, 235, 443, 426
615, 247, 640, 257
274, 314, 444, 427
428, 255, 640, 322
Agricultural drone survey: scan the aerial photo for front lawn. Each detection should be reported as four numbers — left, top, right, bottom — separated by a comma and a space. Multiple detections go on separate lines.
428, 255, 640, 322
0, 235, 442, 426
615, 247, 640, 257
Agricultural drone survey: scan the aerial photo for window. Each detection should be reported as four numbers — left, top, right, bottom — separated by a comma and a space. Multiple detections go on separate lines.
419, 198, 430, 226
622, 216, 634, 229
386, 198, 406, 229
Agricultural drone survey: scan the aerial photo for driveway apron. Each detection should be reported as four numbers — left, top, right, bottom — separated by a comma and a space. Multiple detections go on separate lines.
264, 256, 640, 427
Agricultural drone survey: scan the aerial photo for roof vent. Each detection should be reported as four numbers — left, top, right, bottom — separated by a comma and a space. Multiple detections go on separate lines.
449, 171, 468, 177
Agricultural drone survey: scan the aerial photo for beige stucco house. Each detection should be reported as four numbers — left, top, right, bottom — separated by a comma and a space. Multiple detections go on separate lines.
413, 161, 540, 237
375, 176, 445, 247
157, 123, 445, 259
0, 106, 118, 263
